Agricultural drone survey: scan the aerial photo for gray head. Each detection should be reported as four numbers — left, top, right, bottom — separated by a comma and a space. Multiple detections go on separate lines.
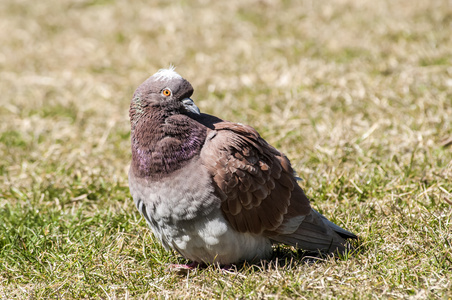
130, 68, 200, 127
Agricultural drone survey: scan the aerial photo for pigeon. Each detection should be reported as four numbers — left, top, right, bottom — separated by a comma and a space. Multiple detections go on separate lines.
128, 67, 357, 267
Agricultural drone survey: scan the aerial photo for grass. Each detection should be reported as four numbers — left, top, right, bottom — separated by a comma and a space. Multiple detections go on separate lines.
0, 0, 451, 298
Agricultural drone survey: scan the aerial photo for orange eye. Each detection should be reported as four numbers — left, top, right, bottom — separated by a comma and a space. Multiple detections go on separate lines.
162, 89, 171, 96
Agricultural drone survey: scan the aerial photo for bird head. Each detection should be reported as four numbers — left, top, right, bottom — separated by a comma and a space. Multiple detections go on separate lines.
129, 67, 200, 127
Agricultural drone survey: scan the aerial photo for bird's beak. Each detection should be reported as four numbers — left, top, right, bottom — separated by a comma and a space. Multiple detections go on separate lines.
182, 98, 201, 115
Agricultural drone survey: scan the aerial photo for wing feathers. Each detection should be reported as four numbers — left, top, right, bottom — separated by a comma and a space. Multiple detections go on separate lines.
201, 121, 307, 235
239, 176, 252, 192
278, 172, 295, 189
227, 195, 242, 215
199, 120, 355, 253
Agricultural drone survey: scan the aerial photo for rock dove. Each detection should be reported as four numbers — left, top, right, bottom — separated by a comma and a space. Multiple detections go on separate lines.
128, 67, 357, 266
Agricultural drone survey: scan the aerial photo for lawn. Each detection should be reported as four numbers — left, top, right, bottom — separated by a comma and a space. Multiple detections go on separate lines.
0, 0, 451, 298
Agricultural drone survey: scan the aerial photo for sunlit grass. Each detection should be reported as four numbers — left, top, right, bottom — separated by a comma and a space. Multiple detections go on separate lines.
0, 0, 451, 298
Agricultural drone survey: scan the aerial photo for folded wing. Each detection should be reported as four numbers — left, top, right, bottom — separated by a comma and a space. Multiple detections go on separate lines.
200, 121, 356, 253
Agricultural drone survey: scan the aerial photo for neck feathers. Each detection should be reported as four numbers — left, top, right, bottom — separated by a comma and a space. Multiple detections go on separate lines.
130, 113, 206, 178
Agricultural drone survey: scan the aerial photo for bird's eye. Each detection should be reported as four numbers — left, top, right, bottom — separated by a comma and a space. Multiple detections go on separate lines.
162, 88, 171, 97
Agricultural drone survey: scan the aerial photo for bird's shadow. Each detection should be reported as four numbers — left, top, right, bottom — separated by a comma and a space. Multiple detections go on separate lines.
257, 237, 362, 270
230, 245, 357, 273
171, 241, 361, 276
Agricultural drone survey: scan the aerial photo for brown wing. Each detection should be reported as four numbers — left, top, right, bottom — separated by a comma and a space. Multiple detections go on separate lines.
200, 121, 311, 235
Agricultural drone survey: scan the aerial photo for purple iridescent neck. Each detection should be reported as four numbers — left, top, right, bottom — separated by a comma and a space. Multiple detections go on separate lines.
130, 114, 206, 178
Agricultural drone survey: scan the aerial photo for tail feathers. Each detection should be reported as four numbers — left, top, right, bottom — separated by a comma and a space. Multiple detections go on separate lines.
313, 209, 358, 239
270, 209, 356, 254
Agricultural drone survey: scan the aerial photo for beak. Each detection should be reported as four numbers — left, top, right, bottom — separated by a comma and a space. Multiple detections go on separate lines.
182, 98, 201, 115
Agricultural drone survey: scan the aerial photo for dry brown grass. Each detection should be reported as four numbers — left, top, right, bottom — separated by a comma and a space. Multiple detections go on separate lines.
0, 0, 451, 298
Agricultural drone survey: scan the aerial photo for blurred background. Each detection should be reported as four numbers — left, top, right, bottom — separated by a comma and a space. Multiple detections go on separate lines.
2, 0, 451, 185
0, 0, 451, 298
